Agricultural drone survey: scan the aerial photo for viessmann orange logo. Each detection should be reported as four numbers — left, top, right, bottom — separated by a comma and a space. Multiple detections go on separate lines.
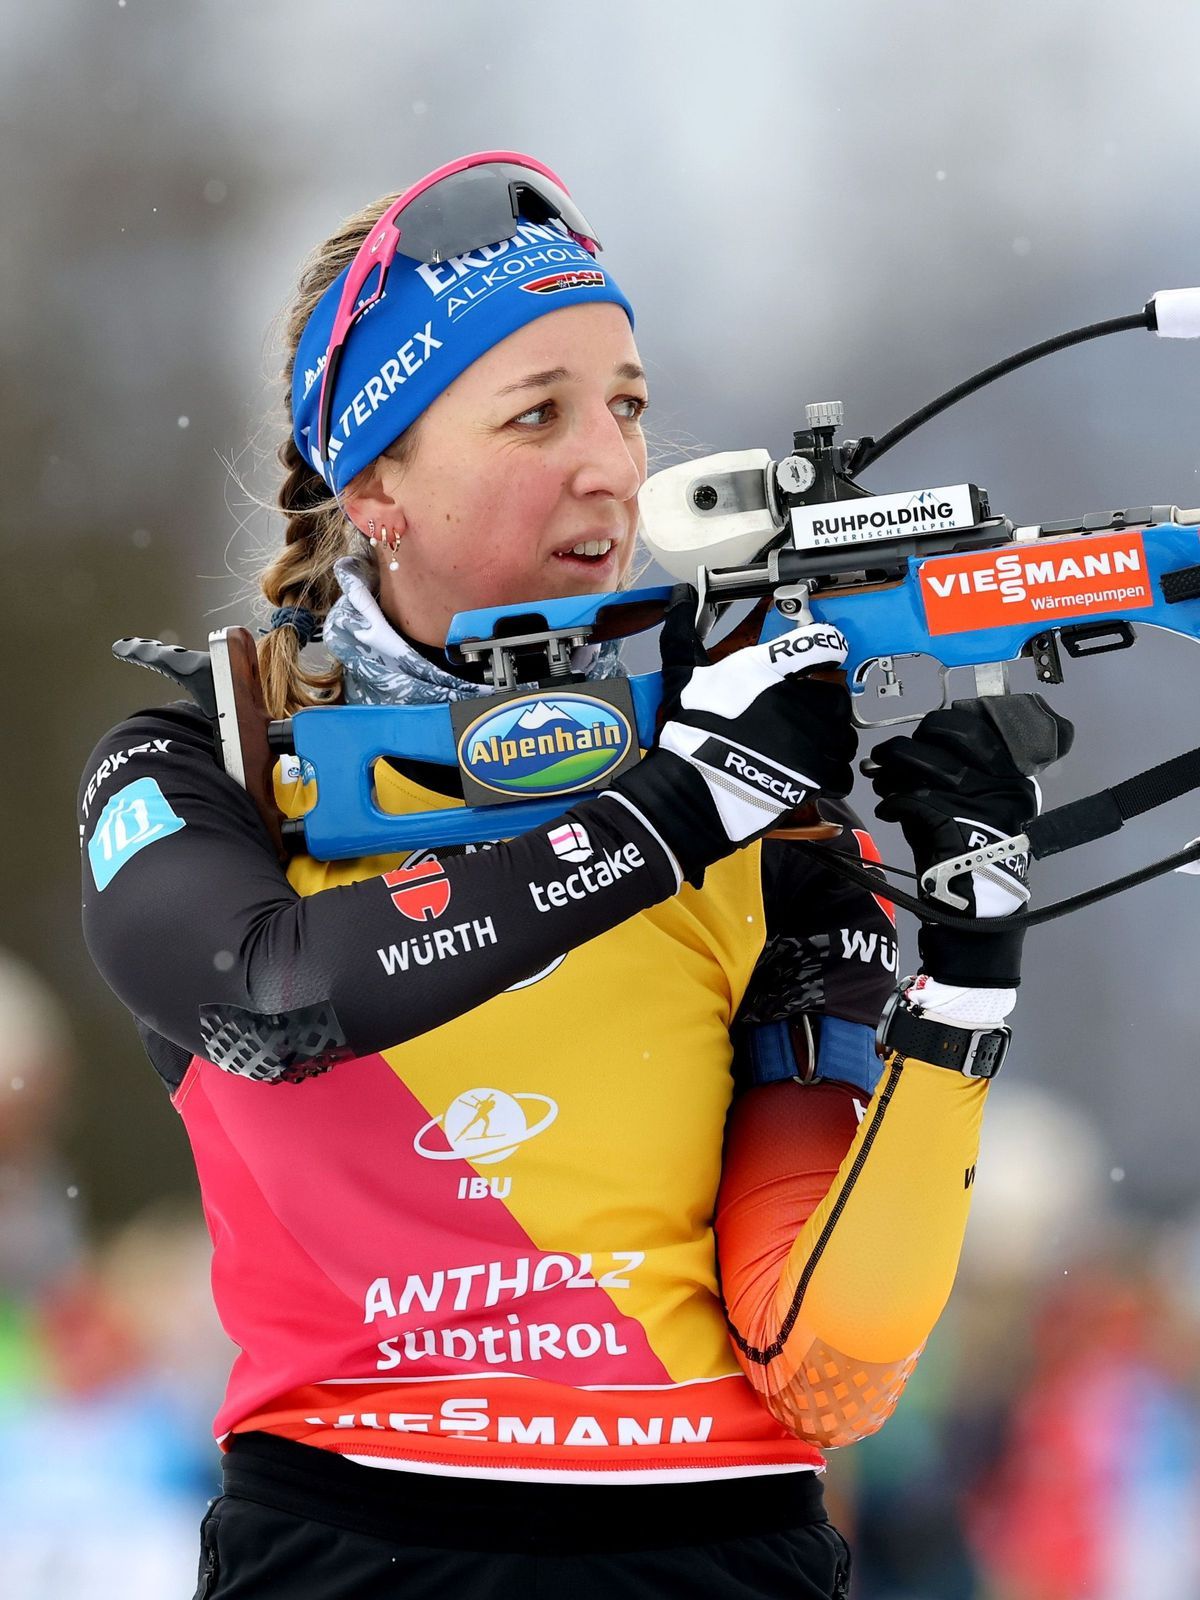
918, 530, 1153, 635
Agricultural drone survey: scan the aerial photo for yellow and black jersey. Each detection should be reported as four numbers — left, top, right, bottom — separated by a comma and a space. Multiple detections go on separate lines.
80, 701, 987, 1482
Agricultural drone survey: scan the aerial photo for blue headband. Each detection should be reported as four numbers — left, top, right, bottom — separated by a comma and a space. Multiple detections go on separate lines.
292, 217, 635, 494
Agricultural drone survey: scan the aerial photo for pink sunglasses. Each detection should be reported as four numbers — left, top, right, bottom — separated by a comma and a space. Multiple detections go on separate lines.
316, 150, 601, 465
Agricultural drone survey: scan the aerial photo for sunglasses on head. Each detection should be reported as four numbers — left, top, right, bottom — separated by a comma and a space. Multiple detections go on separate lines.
316, 151, 601, 468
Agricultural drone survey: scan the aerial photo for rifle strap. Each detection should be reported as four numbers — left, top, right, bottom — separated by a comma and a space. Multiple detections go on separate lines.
796, 739, 1200, 932
1028, 743, 1200, 858
794, 836, 1200, 932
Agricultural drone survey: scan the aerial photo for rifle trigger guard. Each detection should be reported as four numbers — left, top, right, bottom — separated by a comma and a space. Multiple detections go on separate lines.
921, 830, 1033, 909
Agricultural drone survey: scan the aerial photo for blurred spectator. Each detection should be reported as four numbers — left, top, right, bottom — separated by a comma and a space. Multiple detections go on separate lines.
833, 1084, 1113, 1598
0, 950, 81, 1306
968, 1261, 1200, 1600
828, 1084, 1200, 1599
0, 950, 228, 1598
960, 1088, 1200, 1598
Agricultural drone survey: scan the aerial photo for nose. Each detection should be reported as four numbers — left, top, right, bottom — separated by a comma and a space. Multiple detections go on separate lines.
568, 406, 645, 504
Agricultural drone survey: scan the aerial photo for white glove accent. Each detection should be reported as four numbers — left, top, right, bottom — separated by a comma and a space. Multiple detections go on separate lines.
905, 975, 1017, 1028
679, 623, 849, 719
950, 813, 1033, 917
657, 621, 850, 845
656, 722, 820, 842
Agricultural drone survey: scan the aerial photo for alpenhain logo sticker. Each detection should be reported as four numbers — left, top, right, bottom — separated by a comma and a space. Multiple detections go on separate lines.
918, 530, 1153, 635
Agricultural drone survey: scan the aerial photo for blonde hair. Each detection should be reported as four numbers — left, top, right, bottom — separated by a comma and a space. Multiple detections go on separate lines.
257, 193, 421, 718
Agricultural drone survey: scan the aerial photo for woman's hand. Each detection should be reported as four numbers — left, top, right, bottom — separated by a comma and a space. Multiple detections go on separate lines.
867, 696, 1073, 988
609, 588, 857, 885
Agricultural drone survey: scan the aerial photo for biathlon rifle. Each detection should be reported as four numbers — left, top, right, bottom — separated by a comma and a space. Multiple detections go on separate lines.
114, 287, 1200, 931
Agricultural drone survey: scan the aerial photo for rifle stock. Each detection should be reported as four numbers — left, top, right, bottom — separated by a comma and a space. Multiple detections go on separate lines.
210, 627, 287, 861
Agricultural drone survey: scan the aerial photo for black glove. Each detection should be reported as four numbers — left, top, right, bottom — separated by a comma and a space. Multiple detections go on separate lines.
612, 587, 858, 885
868, 695, 1073, 987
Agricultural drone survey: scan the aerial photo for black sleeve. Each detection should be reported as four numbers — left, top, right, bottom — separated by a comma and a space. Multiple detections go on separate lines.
731, 799, 898, 1087
79, 703, 680, 1082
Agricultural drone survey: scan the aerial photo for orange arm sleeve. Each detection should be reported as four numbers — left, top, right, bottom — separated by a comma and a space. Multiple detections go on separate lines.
715, 1056, 988, 1448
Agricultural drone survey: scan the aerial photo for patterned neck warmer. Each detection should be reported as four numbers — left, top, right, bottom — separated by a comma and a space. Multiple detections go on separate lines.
323, 557, 626, 706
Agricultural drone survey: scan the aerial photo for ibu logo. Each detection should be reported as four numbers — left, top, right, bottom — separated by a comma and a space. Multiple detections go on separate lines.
457, 693, 633, 798
413, 1087, 558, 1165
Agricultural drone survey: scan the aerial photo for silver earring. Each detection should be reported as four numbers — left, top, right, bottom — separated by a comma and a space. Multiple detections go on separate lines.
367, 518, 378, 546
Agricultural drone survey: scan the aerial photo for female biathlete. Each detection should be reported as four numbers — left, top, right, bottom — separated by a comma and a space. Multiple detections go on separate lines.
79, 153, 1054, 1598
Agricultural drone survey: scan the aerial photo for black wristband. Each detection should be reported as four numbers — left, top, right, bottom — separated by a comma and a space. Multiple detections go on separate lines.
609, 749, 731, 888
917, 921, 1025, 989
876, 987, 1009, 1080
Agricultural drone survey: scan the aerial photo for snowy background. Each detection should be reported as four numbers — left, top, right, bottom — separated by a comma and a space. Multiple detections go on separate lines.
4, 3, 1200, 1595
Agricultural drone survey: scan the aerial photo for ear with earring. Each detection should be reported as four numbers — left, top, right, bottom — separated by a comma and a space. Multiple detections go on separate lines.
364, 518, 400, 571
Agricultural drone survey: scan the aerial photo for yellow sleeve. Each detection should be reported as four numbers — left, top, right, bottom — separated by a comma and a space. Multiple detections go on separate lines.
716, 1056, 988, 1448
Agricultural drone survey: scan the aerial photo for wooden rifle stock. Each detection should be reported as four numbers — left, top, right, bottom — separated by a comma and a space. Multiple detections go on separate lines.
210, 626, 287, 861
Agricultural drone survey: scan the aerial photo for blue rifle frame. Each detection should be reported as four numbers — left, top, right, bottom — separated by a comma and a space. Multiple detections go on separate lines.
285, 520, 1200, 860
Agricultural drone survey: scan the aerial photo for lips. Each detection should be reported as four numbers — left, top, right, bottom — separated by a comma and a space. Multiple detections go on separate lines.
551, 536, 617, 562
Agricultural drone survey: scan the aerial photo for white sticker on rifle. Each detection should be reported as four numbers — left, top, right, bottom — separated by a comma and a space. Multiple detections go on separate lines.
790, 484, 978, 548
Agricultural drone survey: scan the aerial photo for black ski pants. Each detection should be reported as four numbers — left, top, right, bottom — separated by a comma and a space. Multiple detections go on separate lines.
192, 1433, 852, 1600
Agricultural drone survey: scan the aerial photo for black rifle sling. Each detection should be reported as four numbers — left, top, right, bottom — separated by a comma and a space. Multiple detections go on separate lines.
796, 740, 1200, 932
798, 837, 1200, 933
1027, 743, 1200, 858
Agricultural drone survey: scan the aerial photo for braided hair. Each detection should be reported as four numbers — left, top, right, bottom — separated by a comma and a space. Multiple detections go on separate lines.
257, 192, 420, 718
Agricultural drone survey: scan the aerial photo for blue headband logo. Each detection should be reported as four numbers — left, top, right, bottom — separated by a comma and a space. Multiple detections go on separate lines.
320, 320, 445, 476
523, 269, 606, 296
293, 214, 634, 492
414, 220, 600, 323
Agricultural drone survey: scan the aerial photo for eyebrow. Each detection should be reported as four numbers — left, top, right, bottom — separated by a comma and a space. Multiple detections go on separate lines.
495, 362, 646, 396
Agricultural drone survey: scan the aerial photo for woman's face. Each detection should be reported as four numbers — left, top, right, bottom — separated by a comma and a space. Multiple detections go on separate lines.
349, 303, 648, 645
